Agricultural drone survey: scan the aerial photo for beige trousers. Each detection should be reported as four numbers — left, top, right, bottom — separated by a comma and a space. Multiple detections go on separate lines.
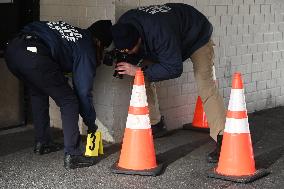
145, 78, 161, 125
145, 40, 225, 141
190, 40, 226, 141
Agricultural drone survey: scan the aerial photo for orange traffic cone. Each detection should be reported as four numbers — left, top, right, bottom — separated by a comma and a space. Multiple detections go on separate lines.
208, 72, 269, 183
183, 96, 209, 132
112, 68, 163, 176
183, 65, 218, 132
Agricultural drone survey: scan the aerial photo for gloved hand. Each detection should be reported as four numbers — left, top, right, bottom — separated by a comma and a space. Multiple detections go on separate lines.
87, 123, 98, 133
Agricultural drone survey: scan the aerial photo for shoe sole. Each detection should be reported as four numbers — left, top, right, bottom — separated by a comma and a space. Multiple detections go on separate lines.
33, 147, 62, 155
207, 159, 218, 163
64, 163, 94, 170
64, 161, 97, 170
207, 155, 218, 163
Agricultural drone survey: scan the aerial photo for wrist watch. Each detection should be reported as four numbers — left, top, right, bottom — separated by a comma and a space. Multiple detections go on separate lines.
137, 59, 144, 67
136, 59, 148, 72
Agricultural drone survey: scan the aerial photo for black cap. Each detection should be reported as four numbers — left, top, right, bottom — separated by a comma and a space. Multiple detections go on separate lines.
111, 23, 140, 50
88, 20, 112, 48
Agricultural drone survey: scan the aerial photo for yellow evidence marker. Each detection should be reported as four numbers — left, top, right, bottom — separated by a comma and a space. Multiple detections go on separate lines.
85, 131, 104, 157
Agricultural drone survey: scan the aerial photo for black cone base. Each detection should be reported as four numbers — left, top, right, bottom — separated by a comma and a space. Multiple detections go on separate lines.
111, 162, 164, 176
208, 168, 269, 183
183, 123, 210, 133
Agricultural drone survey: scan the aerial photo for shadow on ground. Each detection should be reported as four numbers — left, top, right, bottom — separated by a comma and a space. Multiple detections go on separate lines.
0, 127, 63, 156
0, 107, 283, 189
157, 137, 210, 172
248, 107, 284, 170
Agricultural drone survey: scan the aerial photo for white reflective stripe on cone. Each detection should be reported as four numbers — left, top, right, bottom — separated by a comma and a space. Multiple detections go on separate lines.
224, 117, 250, 133
129, 85, 148, 107
228, 89, 247, 111
126, 114, 151, 129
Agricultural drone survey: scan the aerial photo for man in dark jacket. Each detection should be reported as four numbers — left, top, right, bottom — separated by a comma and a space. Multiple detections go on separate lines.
5, 20, 112, 169
111, 3, 226, 162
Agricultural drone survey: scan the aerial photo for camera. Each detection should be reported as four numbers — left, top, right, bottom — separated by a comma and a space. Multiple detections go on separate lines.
103, 50, 141, 79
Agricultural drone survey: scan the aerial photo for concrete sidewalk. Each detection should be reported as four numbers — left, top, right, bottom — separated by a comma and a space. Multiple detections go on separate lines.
0, 107, 283, 189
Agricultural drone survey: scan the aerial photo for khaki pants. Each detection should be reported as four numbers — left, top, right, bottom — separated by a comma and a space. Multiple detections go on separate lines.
145, 40, 225, 141
145, 78, 161, 125
190, 40, 225, 141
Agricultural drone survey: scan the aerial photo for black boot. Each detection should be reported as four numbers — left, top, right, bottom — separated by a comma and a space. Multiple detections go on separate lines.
34, 141, 63, 155
64, 154, 97, 170
207, 135, 223, 163
151, 116, 168, 139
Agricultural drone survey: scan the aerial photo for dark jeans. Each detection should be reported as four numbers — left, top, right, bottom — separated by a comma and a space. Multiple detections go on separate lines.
5, 35, 83, 155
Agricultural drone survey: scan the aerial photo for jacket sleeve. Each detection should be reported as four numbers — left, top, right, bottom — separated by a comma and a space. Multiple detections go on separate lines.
72, 53, 97, 128
143, 29, 183, 82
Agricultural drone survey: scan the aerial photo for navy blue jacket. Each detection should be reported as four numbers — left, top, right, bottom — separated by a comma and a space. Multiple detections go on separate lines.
117, 3, 213, 82
22, 21, 97, 127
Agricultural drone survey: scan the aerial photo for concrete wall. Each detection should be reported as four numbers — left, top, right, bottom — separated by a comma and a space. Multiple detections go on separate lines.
43, 0, 284, 142
40, 0, 124, 142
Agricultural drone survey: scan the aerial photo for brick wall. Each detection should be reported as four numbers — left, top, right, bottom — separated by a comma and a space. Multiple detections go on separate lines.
40, 0, 115, 28
42, 0, 284, 142
116, 0, 284, 130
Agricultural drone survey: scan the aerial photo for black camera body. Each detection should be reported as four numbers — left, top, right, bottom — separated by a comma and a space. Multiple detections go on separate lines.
103, 50, 141, 79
